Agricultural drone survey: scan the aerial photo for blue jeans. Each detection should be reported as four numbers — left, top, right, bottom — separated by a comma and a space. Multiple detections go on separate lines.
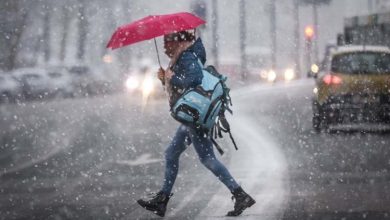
161, 125, 240, 195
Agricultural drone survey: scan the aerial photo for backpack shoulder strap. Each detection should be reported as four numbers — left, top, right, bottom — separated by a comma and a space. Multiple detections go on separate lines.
218, 114, 238, 151
210, 136, 224, 155
210, 113, 238, 156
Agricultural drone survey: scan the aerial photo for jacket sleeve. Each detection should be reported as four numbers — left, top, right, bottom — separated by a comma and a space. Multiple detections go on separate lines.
170, 52, 203, 90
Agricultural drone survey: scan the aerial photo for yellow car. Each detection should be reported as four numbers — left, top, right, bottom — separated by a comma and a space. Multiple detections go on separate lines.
312, 45, 390, 131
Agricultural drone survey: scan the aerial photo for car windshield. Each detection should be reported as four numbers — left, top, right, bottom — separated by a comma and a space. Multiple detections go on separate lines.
331, 52, 390, 74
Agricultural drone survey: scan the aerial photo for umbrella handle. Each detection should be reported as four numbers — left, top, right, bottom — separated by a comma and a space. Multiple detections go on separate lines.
154, 38, 162, 68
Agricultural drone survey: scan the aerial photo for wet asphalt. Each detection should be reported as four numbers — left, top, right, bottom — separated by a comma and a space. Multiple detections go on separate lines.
1, 79, 390, 220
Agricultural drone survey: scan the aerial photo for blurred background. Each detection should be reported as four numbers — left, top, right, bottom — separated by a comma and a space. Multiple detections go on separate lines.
1, 0, 389, 103
2, 1, 390, 219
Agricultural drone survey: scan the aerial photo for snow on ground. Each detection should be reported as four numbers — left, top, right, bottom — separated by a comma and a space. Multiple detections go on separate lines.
192, 83, 292, 219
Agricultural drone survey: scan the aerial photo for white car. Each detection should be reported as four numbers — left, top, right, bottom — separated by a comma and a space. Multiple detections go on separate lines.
0, 74, 22, 103
12, 68, 51, 100
67, 65, 110, 96
45, 66, 74, 98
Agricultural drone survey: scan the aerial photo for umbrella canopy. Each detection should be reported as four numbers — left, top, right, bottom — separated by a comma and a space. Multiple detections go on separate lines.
106, 12, 205, 50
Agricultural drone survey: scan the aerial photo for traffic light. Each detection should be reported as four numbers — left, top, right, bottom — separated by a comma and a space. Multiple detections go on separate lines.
304, 25, 314, 41
304, 25, 314, 76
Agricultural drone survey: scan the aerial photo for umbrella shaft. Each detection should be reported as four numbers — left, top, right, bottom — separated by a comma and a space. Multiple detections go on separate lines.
154, 38, 162, 68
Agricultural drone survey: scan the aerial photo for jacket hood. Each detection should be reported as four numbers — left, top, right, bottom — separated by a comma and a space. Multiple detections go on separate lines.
186, 38, 206, 65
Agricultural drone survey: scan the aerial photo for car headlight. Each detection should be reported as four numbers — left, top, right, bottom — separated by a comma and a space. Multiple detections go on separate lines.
311, 64, 319, 74
125, 76, 140, 90
260, 70, 268, 79
267, 70, 277, 82
142, 76, 154, 95
284, 68, 295, 81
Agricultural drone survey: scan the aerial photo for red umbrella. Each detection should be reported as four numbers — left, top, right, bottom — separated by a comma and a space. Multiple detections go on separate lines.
106, 12, 206, 66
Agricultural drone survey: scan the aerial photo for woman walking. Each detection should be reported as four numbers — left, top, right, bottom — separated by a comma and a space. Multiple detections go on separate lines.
137, 30, 255, 217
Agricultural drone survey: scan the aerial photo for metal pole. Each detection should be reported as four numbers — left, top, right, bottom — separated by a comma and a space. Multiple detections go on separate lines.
59, 5, 70, 62
121, 0, 132, 71
270, 0, 276, 69
211, 0, 219, 68
77, 1, 88, 61
305, 38, 312, 74
293, 0, 301, 78
43, 4, 51, 63
313, 3, 319, 64
239, 0, 247, 80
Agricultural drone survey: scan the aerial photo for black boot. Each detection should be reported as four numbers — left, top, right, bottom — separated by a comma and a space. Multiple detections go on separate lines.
226, 187, 256, 216
137, 191, 172, 217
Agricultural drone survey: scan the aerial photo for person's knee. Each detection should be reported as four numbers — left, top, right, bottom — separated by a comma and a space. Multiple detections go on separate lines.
165, 148, 175, 164
200, 156, 218, 170
165, 146, 182, 166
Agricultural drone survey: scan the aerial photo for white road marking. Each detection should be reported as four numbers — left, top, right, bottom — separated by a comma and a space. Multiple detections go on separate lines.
166, 184, 204, 217
114, 153, 162, 166
196, 100, 289, 219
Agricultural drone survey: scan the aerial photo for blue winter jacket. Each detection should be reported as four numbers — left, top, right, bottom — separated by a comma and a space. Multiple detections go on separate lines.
169, 38, 206, 107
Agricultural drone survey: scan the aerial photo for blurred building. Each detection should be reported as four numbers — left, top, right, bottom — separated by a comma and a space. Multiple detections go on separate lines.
2, 0, 387, 81
369, 0, 390, 13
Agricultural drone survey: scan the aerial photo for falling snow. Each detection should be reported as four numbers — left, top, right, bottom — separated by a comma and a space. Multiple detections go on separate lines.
1, 0, 390, 219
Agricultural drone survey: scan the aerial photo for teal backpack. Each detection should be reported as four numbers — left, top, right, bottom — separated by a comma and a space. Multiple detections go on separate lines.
170, 59, 237, 155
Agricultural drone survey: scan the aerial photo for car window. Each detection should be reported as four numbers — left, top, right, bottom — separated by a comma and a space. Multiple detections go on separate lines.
69, 66, 89, 75
48, 72, 62, 78
23, 74, 41, 80
331, 52, 390, 74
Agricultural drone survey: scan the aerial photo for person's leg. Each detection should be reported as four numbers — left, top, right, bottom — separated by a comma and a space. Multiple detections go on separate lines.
188, 128, 240, 192
137, 125, 189, 217
188, 128, 255, 216
161, 125, 189, 195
